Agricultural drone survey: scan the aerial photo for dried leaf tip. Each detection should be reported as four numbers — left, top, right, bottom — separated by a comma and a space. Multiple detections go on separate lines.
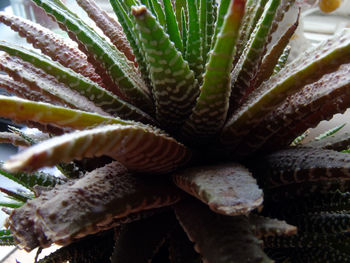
132, 5, 147, 17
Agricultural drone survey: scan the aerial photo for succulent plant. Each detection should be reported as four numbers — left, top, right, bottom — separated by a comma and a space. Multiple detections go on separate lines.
0, 0, 350, 262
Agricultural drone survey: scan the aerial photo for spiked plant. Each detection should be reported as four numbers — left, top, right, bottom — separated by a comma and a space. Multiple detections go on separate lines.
0, 0, 350, 262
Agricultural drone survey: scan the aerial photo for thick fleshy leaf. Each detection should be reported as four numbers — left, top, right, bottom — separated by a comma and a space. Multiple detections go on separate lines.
253, 147, 350, 188
32, 0, 153, 113
111, 212, 177, 263
163, 0, 183, 52
0, 54, 108, 116
253, 13, 299, 88
0, 12, 106, 89
184, 0, 203, 81
200, 0, 216, 65
175, 200, 273, 263
230, 0, 294, 110
249, 215, 297, 238
76, 0, 136, 64
0, 42, 155, 124
173, 163, 263, 216
6, 162, 183, 251
182, 0, 246, 139
3, 124, 190, 174
222, 30, 350, 150
0, 74, 48, 104
258, 63, 350, 152
132, 5, 199, 129
0, 96, 130, 131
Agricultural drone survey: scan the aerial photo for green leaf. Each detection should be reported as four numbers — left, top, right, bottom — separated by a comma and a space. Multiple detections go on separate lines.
315, 123, 346, 141
76, 0, 136, 65
0, 95, 131, 131
185, 0, 203, 82
0, 11, 106, 89
173, 163, 263, 216
150, 0, 166, 28
163, 0, 183, 52
3, 124, 190, 174
32, 0, 153, 113
0, 187, 32, 202
0, 42, 155, 124
132, 6, 198, 129
0, 229, 15, 246
7, 162, 183, 251
182, 0, 246, 139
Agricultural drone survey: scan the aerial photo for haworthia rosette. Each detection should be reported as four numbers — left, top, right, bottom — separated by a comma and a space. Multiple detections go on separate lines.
132, 5, 199, 129
3, 124, 190, 174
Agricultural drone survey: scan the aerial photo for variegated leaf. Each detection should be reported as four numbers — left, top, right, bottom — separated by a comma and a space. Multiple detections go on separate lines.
6, 162, 183, 251
3, 124, 190, 174
175, 200, 273, 263
173, 163, 263, 216
132, 5, 199, 129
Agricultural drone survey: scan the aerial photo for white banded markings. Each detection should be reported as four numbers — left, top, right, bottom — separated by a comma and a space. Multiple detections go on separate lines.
3, 124, 191, 175
132, 6, 199, 129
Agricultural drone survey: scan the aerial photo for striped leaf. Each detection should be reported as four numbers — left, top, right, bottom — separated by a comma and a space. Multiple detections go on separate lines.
76, 0, 136, 65
182, 0, 246, 139
32, 0, 153, 113
132, 5, 199, 129
0, 12, 106, 89
253, 147, 350, 188
0, 229, 14, 246
222, 29, 350, 150
173, 163, 263, 216
0, 42, 155, 124
6, 162, 183, 251
3, 124, 190, 174
0, 54, 108, 116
